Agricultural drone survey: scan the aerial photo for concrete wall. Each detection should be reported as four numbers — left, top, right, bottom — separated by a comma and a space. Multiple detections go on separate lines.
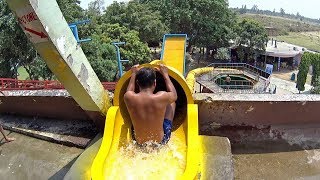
195, 93, 320, 133
0, 90, 89, 121
2, 90, 320, 129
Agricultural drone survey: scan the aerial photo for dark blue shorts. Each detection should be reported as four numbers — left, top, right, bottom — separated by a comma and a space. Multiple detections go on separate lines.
161, 118, 172, 144
131, 118, 173, 145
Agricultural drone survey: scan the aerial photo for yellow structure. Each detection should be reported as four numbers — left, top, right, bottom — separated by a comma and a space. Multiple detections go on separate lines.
91, 35, 201, 179
161, 34, 187, 75
186, 67, 215, 92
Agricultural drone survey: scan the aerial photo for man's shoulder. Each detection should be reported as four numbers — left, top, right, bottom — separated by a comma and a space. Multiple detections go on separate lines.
124, 91, 136, 100
154, 91, 168, 97
153, 91, 171, 101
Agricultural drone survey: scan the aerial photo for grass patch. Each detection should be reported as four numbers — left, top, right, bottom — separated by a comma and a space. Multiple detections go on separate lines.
17, 66, 29, 80
277, 31, 320, 52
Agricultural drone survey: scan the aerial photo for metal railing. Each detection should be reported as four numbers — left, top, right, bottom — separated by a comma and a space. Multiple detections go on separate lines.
207, 63, 271, 79
197, 81, 268, 94
218, 85, 253, 90
0, 78, 116, 91
216, 79, 253, 88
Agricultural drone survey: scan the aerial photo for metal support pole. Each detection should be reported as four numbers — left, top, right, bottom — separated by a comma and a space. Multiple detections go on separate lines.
112, 42, 129, 77
68, 19, 91, 43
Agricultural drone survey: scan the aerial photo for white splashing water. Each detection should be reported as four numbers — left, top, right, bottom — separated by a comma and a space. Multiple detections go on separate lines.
104, 134, 186, 180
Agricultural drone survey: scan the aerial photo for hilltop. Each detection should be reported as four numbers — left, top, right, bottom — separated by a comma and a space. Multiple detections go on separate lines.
238, 13, 320, 35
237, 13, 320, 52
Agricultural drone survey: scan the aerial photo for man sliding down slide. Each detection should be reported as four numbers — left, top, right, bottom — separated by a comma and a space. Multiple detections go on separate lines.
124, 64, 177, 146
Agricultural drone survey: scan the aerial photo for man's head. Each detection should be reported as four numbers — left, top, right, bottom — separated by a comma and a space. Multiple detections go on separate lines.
136, 67, 156, 90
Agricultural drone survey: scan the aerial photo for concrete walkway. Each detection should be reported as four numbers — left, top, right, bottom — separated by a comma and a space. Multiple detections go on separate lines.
1, 115, 98, 148
270, 76, 312, 94
0, 130, 83, 180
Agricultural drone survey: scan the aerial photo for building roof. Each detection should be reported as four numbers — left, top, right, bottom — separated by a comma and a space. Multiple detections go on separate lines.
265, 40, 304, 58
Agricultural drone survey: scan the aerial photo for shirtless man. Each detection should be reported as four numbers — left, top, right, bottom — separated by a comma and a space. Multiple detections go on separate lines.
124, 64, 177, 145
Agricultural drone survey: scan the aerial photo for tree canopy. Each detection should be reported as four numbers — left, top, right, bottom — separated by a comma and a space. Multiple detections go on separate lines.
234, 19, 268, 62
298, 52, 320, 94
141, 0, 236, 52
296, 52, 313, 92
0, 0, 270, 81
103, 1, 168, 44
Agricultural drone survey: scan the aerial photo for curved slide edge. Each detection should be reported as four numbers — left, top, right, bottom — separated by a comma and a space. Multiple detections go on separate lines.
181, 104, 200, 179
91, 106, 119, 180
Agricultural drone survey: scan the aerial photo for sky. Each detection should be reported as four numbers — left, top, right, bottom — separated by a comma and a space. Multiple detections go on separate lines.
80, 0, 128, 10
80, 0, 319, 20
229, 0, 319, 19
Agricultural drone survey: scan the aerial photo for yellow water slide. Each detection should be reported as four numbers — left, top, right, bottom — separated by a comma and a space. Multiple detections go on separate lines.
161, 34, 187, 75
91, 34, 201, 179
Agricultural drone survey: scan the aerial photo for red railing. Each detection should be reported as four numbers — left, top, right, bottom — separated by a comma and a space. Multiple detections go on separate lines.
0, 78, 116, 91
101, 82, 117, 90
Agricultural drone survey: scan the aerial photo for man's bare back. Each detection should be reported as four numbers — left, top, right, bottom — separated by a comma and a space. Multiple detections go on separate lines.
124, 65, 177, 145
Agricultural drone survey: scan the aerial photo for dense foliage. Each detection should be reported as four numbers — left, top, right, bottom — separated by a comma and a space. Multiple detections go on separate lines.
141, 0, 236, 54
309, 53, 320, 94
234, 19, 268, 62
0, 0, 269, 81
296, 52, 320, 93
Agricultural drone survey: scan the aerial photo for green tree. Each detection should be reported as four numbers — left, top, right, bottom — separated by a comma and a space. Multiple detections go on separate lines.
192, 0, 236, 56
98, 23, 151, 66
80, 22, 151, 80
235, 19, 268, 62
103, 1, 168, 43
0, 1, 35, 78
311, 77, 320, 94
87, 0, 105, 14
81, 2, 151, 80
140, 0, 193, 35
239, 5, 247, 14
24, 56, 54, 80
280, 8, 285, 17
0, 0, 84, 80
310, 53, 320, 86
81, 34, 117, 81
251, 5, 258, 12
141, 0, 236, 54
56, 0, 84, 22
297, 52, 312, 93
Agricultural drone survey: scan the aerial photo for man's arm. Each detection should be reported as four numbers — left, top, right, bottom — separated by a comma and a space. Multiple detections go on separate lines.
159, 64, 177, 102
126, 64, 139, 92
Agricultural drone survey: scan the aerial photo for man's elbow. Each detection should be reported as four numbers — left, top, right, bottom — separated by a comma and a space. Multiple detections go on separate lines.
173, 93, 178, 102
124, 92, 131, 101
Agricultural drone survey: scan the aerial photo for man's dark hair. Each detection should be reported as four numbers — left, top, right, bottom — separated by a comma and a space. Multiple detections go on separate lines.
136, 67, 156, 89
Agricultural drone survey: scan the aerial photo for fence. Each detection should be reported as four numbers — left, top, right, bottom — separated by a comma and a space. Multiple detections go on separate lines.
207, 63, 271, 79
196, 63, 276, 94
215, 79, 254, 89
197, 80, 269, 94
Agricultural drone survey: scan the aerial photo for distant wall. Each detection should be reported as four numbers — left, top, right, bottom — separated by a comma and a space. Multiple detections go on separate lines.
0, 90, 89, 121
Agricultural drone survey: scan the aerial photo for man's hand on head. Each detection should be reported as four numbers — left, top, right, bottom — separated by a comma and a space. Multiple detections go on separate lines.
159, 64, 169, 77
131, 64, 140, 74
127, 64, 139, 92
